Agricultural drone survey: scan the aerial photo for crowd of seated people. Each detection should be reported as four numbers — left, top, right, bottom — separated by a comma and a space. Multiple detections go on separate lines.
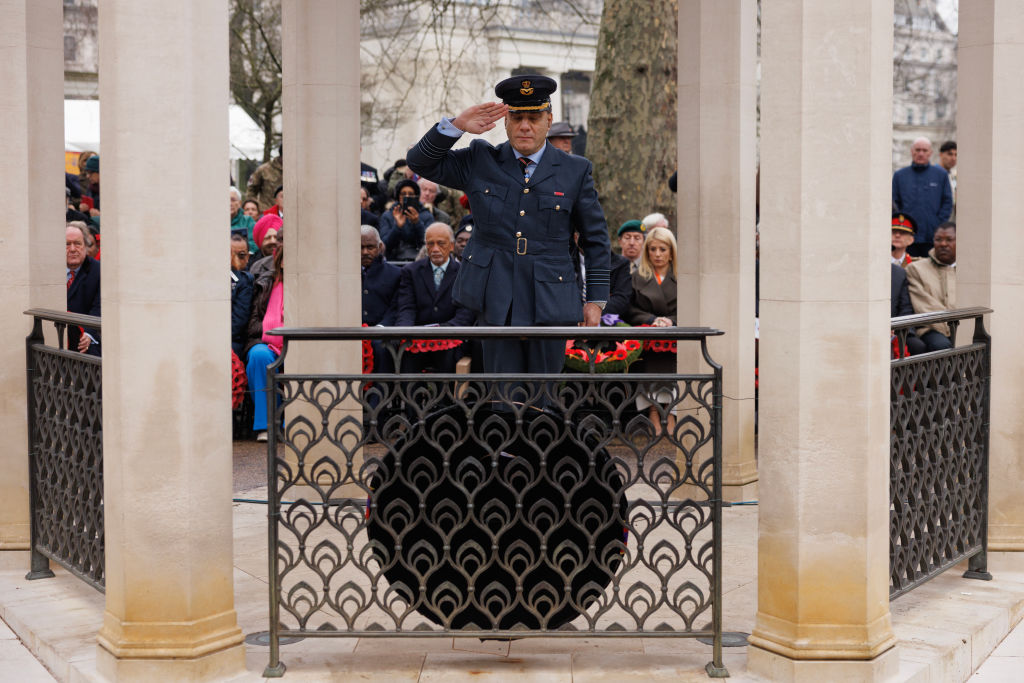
58, 138, 963, 444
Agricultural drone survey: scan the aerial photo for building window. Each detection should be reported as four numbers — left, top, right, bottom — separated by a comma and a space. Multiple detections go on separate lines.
64, 35, 77, 62
560, 71, 591, 129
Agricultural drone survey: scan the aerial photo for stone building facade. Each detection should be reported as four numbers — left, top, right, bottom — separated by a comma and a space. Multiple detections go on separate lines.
892, 0, 958, 168
358, 0, 601, 170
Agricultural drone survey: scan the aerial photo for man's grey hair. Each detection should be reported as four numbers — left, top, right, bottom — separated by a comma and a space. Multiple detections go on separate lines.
230, 186, 242, 201
67, 221, 91, 245
426, 222, 454, 242
641, 212, 669, 230
911, 137, 932, 149
360, 224, 383, 246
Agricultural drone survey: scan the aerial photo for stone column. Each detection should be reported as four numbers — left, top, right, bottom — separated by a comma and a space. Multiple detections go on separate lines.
677, 0, 758, 502
94, 1, 244, 679
0, 0, 65, 555
280, 2, 362, 488
747, 1, 897, 679
957, 2, 1024, 550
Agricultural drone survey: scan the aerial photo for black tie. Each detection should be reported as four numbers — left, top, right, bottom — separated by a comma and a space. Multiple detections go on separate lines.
518, 156, 532, 179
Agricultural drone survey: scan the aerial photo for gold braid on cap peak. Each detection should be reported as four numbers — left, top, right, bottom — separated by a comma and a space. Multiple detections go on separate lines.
507, 102, 551, 112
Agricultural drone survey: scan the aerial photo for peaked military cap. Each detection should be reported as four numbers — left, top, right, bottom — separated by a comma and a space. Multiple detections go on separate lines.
495, 74, 557, 112
892, 212, 916, 234
547, 121, 577, 138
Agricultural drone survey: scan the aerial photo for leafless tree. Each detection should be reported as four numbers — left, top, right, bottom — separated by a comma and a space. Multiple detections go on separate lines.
229, 0, 283, 162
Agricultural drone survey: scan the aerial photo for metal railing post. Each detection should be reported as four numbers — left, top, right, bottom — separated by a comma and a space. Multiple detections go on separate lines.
24, 315, 54, 581
964, 312, 993, 582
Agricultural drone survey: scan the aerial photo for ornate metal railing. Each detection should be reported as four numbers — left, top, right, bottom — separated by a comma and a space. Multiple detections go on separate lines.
263, 326, 727, 678
23, 309, 104, 592
889, 307, 993, 599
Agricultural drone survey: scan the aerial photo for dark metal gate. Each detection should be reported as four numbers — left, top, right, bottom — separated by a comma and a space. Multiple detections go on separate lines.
24, 309, 104, 592
889, 307, 993, 599
263, 326, 727, 678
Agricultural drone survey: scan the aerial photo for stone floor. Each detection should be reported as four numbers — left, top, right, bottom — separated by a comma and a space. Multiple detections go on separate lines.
0, 439, 1022, 681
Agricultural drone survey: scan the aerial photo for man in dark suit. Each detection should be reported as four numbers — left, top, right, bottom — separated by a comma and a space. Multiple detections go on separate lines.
361, 225, 402, 375
65, 224, 101, 356
362, 226, 401, 327
395, 223, 475, 372
407, 74, 610, 374
891, 262, 924, 356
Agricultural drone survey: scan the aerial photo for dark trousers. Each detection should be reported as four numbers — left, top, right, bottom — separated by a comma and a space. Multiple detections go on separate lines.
481, 337, 564, 410
920, 330, 953, 352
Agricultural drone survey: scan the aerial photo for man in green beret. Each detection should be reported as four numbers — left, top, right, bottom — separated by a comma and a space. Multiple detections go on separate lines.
617, 219, 646, 274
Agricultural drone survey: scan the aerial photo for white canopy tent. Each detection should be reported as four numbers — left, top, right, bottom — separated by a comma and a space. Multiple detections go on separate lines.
64, 99, 267, 160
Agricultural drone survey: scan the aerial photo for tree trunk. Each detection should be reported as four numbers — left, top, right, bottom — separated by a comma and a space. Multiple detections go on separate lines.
587, 0, 678, 240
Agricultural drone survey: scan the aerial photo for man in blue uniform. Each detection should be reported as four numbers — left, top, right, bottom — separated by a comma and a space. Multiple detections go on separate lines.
406, 75, 610, 374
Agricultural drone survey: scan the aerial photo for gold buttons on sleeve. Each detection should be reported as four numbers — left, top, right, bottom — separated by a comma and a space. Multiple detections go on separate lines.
519, 210, 525, 216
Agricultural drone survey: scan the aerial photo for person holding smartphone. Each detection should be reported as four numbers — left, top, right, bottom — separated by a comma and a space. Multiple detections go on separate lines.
378, 179, 434, 261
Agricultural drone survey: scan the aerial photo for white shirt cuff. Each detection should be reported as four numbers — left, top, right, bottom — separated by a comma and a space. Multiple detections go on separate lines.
437, 117, 465, 138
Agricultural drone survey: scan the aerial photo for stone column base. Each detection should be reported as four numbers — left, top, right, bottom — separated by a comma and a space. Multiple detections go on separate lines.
722, 480, 758, 503
747, 643, 899, 682
989, 523, 1024, 551
0, 549, 30, 570
96, 641, 246, 682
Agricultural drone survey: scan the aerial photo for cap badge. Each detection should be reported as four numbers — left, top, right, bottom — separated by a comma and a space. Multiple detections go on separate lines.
520, 80, 534, 95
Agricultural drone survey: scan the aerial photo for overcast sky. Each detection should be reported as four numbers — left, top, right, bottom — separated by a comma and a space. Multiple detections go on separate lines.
936, 0, 958, 34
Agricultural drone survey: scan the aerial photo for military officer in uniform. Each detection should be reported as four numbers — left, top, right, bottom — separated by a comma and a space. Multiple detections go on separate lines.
406, 75, 611, 374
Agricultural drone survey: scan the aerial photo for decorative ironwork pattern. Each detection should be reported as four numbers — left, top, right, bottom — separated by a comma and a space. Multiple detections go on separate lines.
889, 309, 992, 599
24, 311, 104, 592
264, 327, 726, 678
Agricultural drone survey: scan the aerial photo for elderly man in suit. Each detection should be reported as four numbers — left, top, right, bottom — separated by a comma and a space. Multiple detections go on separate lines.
395, 223, 476, 373
407, 74, 610, 374
66, 224, 101, 356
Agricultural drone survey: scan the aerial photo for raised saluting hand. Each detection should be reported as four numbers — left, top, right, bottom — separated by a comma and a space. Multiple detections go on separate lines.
453, 102, 508, 134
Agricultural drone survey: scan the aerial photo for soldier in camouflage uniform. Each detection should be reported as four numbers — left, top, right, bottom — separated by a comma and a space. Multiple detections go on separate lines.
246, 149, 283, 213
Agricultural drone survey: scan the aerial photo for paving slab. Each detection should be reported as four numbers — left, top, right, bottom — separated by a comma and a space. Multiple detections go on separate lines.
3, 479, 1024, 681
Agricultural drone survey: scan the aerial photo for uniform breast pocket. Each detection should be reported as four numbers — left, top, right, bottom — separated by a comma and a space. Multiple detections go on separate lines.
538, 195, 574, 237
469, 185, 507, 224
532, 259, 581, 326
452, 243, 493, 313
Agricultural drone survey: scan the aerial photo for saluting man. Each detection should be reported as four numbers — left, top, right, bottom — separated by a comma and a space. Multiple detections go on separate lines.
407, 75, 611, 374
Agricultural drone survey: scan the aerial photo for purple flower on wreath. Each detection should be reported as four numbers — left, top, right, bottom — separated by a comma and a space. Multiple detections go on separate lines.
601, 313, 622, 326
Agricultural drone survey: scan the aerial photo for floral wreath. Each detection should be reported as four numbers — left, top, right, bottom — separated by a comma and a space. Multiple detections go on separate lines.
564, 339, 642, 373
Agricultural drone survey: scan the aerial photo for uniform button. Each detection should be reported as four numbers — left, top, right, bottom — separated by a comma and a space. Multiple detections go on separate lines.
558, 276, 563, 281
555, 205, 560, 211
519, 210, 525, 216
363, 290, 368, 294
363, 310, 368, 316
516, 231, 522, 237
484, 188, 489, 194
523, 188, 530, 194
434, 306, 438, 311
467, 254, 472, 260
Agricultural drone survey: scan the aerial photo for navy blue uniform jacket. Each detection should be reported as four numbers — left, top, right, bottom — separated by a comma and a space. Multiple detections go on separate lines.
407, 127, 610, 326
67, 256, 101, 356
396, 257, 476, 327
362, 256, 402, 326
